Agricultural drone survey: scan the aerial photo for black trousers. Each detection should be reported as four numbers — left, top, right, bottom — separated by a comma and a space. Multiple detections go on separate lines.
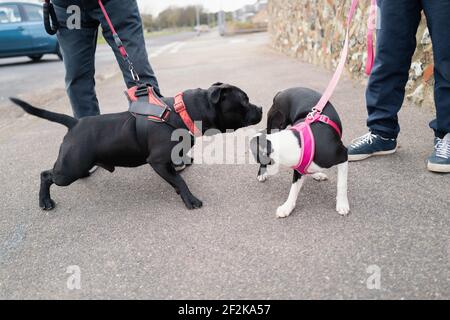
53, 0, 160, 118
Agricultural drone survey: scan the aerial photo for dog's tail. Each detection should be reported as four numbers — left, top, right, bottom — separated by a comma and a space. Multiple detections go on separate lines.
9, 98, 78, 129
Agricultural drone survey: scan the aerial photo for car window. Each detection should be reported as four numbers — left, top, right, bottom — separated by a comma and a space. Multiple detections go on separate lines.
23, 4, 43, 22
0, 4, 22, 24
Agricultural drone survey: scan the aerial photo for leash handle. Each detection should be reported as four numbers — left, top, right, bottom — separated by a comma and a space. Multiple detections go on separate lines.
98, 0, 140, 83
43, 0, 59, 35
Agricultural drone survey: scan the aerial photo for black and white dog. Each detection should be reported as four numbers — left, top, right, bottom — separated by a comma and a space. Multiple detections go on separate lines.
250, 87, 350, 218
11, 83, 263, 211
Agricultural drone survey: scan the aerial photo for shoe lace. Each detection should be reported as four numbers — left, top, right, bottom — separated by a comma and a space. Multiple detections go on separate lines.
435, 138, 450, 159
351, 132, 375, 147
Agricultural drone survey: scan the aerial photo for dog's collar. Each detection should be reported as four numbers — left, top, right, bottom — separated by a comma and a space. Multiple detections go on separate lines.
174, 93, 202, 137
291, 113, 342, 175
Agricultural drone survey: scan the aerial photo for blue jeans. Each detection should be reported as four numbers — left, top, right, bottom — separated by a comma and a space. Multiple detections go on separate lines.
366, 0, 450, 139
53, 0, 160, 118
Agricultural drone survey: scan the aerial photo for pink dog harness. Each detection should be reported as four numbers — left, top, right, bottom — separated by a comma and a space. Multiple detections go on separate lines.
290, 0, 376, 175
291, 111, 342, 175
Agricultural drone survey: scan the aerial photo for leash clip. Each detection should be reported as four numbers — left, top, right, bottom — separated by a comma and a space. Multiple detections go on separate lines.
129, 64, 140, 83
306, 108, 317, 120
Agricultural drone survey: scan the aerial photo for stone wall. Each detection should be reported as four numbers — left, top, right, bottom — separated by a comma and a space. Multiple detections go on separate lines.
268, 0, 434, 108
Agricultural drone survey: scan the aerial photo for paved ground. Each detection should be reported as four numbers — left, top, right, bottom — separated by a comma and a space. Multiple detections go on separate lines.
0, 31, 448, 300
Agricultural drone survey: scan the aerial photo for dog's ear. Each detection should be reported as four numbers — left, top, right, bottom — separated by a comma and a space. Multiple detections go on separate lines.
267, 109, 287, 131
250, 134, 273, 166
211, 82, 224, 87
208, 84, 228, 105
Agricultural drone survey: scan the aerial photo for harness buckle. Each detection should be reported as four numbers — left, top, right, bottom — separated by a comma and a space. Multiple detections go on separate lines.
135, 85, 149, 97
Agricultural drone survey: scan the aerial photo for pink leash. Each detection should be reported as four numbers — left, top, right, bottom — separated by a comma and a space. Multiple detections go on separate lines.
291, 0, 377, 175
312, 0, 363, 115
313, 0, 377, 114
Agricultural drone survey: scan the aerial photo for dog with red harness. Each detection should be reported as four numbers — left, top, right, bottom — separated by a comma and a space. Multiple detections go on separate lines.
250, 87, 349, 218
10, 83, 263, 211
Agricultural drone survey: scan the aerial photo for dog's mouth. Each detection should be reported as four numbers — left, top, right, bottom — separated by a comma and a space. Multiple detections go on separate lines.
246, 106, 263, 126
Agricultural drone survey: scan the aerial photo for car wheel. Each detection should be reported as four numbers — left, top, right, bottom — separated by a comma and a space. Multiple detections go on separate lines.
28, 55, 43, 62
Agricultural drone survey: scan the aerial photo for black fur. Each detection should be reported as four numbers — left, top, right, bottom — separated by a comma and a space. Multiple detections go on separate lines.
10, 98, 78, 129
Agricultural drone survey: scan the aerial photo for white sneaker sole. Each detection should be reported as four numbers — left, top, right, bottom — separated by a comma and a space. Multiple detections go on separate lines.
427, 162, 450, 173
348, 149, 397, 162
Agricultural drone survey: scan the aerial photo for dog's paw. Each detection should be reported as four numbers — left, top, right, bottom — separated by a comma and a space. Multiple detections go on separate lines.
336, 199, 350, 216
257, 173, 268, 182
183, 194, 203, 210
276, 204, 294, 219
40, 198, 56, 211
312, 172, 328, 181
190, 196, 203, 209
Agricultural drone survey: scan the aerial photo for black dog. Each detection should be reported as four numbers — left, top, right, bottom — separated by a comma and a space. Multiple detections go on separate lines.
250, 87, 349, 218
11, 83, 262, 211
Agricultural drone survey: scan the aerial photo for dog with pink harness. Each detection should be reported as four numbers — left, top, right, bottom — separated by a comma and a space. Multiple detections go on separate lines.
249, 0, 376, 218
250, 87, 349, 218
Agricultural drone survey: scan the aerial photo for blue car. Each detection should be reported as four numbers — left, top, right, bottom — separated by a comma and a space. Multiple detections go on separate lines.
0, 1, 61, 61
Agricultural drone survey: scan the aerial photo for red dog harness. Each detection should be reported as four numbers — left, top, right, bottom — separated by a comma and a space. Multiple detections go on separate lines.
126, 85, 201, 136
126, 85, 170, 122
290, 111, 342, 175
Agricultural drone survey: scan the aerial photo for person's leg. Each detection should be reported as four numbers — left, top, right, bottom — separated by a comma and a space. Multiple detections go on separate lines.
422, 1, 450, 139
54, 3, 100, 118
422, 1, 450, 173
91, 0, 160, 94
366, 0, 422, 139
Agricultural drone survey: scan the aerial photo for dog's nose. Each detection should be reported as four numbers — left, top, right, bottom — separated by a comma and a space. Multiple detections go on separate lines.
257, 106, 263, 114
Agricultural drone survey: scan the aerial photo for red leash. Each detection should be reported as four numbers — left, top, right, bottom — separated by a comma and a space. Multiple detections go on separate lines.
98, 0, 140, 83
99, 0, 200, 136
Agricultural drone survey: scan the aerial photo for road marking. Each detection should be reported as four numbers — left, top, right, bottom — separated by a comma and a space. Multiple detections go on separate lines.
148, 42, 180, 58
169, 42, 187, 54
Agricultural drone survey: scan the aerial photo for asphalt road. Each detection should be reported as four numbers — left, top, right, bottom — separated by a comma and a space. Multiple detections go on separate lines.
0, 31, 448, 300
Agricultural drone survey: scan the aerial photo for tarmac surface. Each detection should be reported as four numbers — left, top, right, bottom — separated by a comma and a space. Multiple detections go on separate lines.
0, 32, 448, 299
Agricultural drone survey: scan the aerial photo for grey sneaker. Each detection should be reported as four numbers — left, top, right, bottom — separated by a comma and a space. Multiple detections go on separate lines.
348, 132, 397, 162
427, 134, 450, 173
